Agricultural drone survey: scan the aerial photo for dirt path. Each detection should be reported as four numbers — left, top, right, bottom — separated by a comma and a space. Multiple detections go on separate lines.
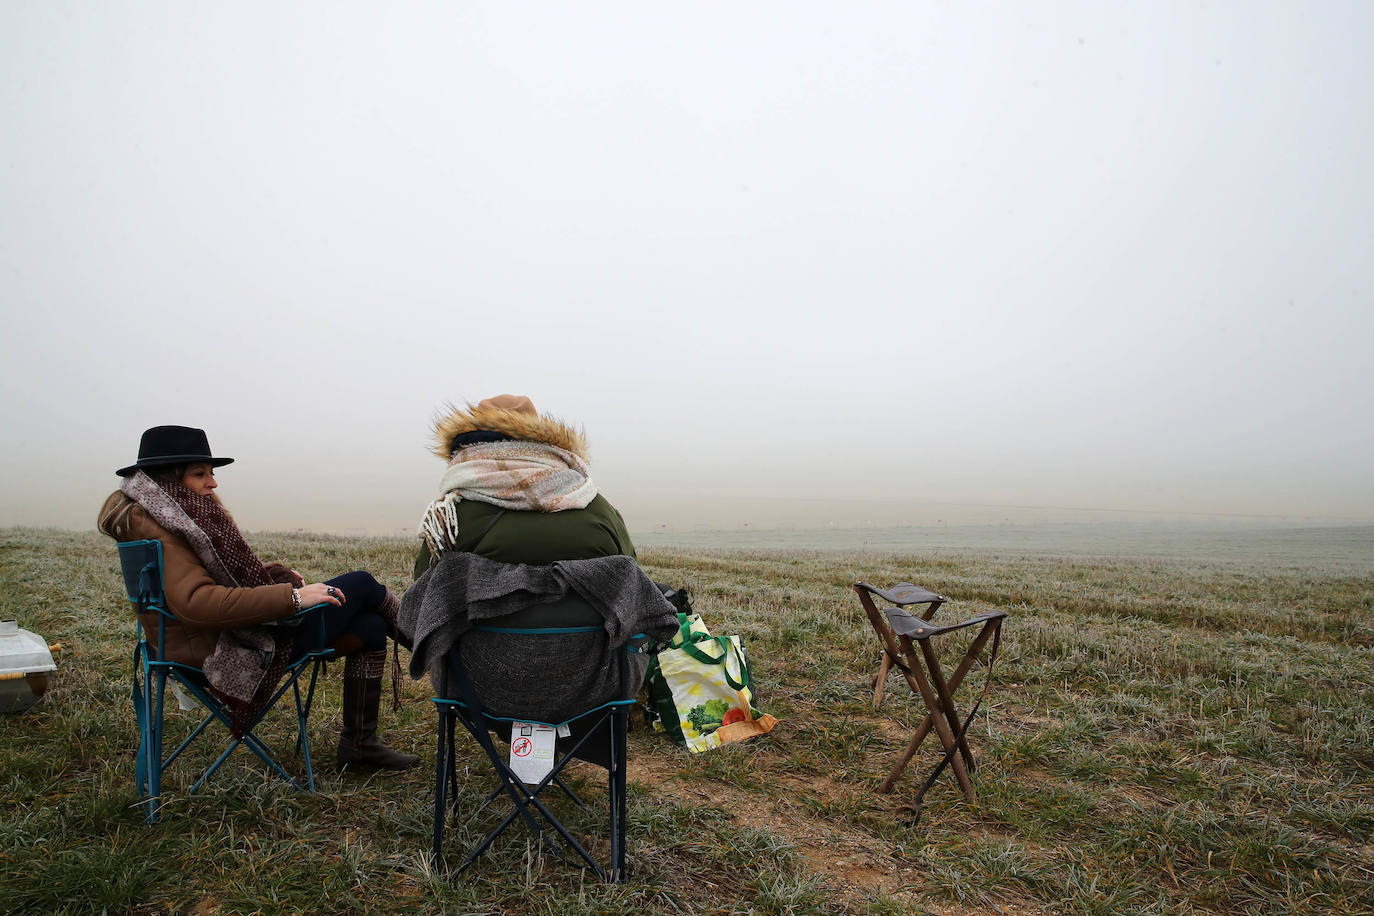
627, 753, 1045, 916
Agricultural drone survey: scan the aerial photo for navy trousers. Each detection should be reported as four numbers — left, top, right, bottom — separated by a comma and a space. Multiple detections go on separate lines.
293, 570, 388, 657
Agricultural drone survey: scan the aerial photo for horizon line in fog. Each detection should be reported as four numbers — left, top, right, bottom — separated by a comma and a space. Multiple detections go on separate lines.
6, 495, 1372, 537
704, 495, 1374, 523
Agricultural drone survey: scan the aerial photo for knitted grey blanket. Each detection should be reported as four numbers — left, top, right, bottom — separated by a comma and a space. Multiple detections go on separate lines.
399, 553, 680, 723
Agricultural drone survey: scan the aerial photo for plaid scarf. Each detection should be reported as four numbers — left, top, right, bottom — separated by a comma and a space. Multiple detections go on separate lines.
418, 440, 598, 558
120, 472, 274, 588
121, 471, 291, 735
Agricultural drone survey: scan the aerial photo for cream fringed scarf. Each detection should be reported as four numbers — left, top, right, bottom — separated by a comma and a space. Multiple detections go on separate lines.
418, 440, 598, 558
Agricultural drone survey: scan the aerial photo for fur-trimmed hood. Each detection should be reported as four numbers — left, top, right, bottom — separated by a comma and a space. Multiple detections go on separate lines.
431, 403, 588, 461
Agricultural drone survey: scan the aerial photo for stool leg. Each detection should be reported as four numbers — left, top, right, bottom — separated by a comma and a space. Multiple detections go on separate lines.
879, 716, 933, 793
873, 651, 895, 708
928, 619, 1001, 776
920, 640, 977, 774
901, 637, 977, 804
884, 620, 999, 793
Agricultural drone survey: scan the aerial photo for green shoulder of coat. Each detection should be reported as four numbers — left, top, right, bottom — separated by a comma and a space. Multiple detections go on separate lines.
412, 494, 636, 578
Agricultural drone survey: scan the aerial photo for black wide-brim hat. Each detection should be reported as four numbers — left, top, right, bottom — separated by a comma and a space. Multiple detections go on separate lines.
116, 425, 235, 477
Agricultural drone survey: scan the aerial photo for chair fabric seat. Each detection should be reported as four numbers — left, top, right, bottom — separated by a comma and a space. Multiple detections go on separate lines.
454, 630, 648, 727
453, 596, 647, 766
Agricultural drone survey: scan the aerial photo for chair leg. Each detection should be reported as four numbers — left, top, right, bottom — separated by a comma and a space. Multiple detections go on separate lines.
133, 693, 148, 798
295, 681, 315, 792
553, 769, 588, 809
460, 753, 582, 874
434, 696, 632, 882
432, 706, 452, 869
474, 780, 504, 814
879, 628, 993, 794
235, 664, 325, 791
192, 737, 246, 795
292, 660, 327, 792
447, 716, 461, 809
458, 719, 609, 879
162, 708, 215, 770
133, 663, 158, 823
609, 706, 628, 882
134, 655, 333, 821
188, 668, 312, 795
294, 658, 324, 758
149, 668, 168, 822
294, 679, 315, 792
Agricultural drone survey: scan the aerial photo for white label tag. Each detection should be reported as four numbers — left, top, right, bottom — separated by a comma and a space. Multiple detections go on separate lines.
509, 721, 558, 785
557, 723, 571, 738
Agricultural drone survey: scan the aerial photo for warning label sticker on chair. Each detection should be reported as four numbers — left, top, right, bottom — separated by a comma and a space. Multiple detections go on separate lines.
509, 721, 557, 784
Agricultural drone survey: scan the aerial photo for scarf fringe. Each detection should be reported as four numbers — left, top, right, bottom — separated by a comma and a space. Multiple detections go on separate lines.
418, 492, 462, 562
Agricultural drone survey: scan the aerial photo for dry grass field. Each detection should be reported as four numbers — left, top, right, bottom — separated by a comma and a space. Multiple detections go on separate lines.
1, 527, 1370, 915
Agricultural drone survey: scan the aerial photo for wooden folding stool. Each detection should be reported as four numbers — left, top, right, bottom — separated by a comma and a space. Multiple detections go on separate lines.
853, 582, 1006, 817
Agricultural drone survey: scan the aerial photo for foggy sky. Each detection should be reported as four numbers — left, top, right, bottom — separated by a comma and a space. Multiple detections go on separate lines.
3, 1, 1372, 535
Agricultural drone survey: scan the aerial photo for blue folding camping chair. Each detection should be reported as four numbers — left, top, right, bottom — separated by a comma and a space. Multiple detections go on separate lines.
117, 538, 337, 823
430, 616, 647, 882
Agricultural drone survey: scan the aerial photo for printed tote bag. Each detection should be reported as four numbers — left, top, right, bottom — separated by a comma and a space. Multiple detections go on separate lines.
645, 615, 778, 753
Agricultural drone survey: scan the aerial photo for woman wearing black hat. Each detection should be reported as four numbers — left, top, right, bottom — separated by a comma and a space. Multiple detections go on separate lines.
98, 425, 418, 771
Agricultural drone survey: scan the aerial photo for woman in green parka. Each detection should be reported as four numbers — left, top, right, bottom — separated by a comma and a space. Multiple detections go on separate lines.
408, 395, 656, 766
413, 394, 636, 575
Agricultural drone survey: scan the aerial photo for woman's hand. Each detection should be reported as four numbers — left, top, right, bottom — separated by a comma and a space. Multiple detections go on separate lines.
298, 582, 345, 608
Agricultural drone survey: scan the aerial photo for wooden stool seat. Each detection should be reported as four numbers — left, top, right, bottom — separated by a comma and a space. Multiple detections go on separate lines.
864, 582, 946, 608
853, 581, 946, 708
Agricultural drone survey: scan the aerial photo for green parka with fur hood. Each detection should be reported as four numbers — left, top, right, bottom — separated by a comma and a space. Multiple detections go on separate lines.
413, 401, 635, 579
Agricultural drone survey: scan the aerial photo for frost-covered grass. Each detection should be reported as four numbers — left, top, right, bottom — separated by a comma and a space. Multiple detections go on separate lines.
1, 528, 1370, 915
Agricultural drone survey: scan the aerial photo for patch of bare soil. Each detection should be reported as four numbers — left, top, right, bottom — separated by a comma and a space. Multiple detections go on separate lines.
627, 755, 1048, 916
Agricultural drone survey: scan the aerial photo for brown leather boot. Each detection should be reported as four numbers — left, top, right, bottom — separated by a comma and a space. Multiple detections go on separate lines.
337, 675, 419, 771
